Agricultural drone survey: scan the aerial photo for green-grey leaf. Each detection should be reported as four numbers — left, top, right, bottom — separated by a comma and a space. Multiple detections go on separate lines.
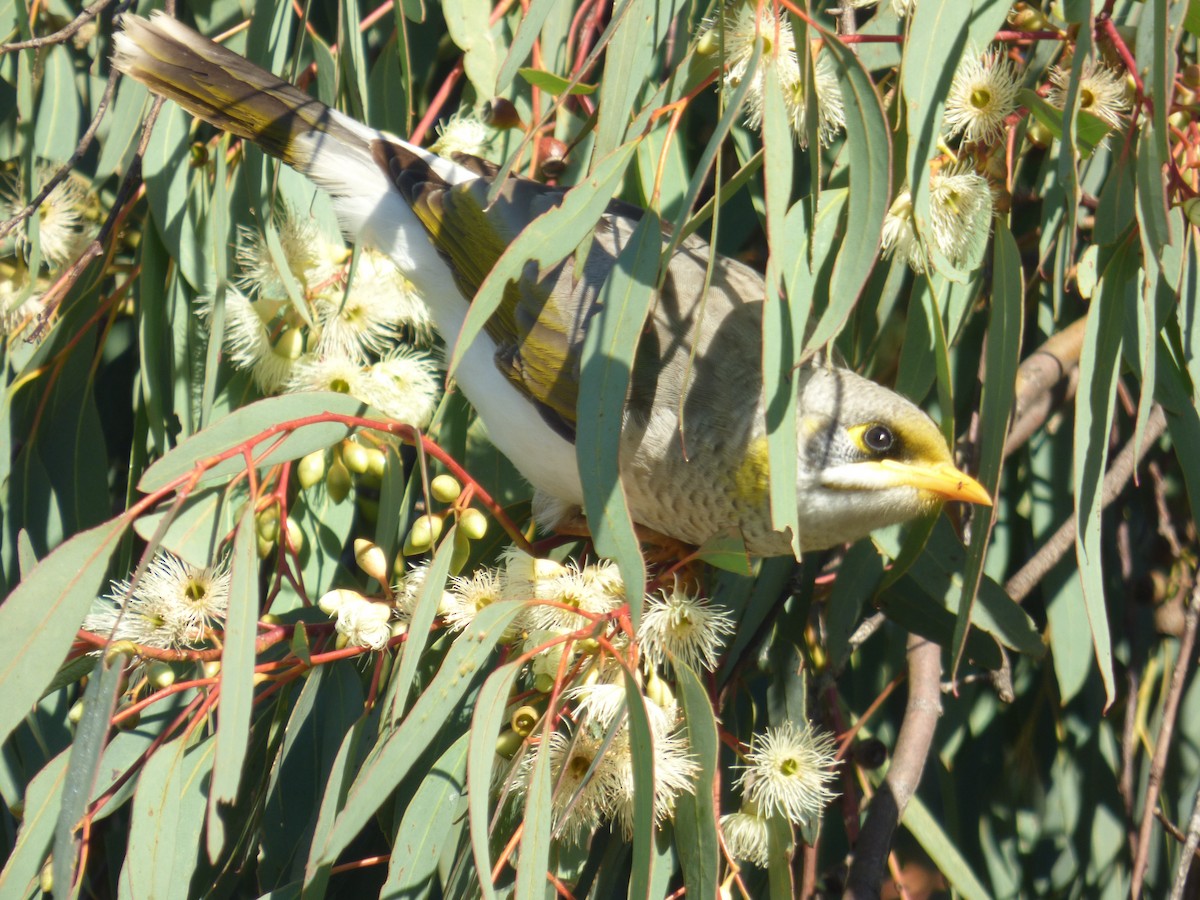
138, 393, 366, 492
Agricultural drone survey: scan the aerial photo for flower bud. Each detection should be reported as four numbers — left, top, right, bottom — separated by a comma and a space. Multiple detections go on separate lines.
257, 535, 275, 559
1184, 63, 1200, 89
431, 474, 462, 503
273, 326, 305, 360
534, 672, 556, 693
319, 588, 363, 616
458, 507, 488, 541
68, 699, 85, 725
1184, 197, 1200, 228
1025, 118, 1054, 149
202, 660, 222, 679
341, 440, 370, 475
283, 517, 304, 554
298, 449, 327, 489
495, 728, 525, 758
355, 539, 390, 582
696, 28, 721, 56
256, 512, 279, 543
146, 660, 176, 690
367, 448, 387, 479
404, 514, 444, 554
326, 457, 352, 502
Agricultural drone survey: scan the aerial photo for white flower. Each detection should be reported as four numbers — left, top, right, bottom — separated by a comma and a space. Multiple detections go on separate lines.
444, 567, 505, 632
2, 164, 92, 269
285, 347, 440, 424
0, 268, 45, 336
431, 113, 492, 158
637, 587, 735, 673
500, 547, 570, 603
393, 562, 456, 621
235, 208, 341, 303
83, 552, 231, 651
513, 730, 611, 844
333, 593, 394, 650
928, 160, 994, 268
312, 251, 430, 362
720, 806, 773, 867
944, 46, 1021, 144
527, 564, 624, 633
736, 721, 839, 827
363, 348, 442, 426
605, 728, 698, 838
880, 189, 927, 273
714, 4, 844, 147
1048, 58, 1130, 130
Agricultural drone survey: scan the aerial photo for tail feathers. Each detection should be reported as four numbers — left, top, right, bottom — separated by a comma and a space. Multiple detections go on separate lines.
113, 12, 361, 172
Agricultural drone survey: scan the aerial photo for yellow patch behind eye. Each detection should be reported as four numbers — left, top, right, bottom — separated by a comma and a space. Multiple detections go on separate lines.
733, 436, 771, 506
846, 423, 874, 454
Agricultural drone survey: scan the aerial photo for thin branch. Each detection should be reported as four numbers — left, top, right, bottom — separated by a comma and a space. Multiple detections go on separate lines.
1005, 406, 1167, 604
844, 635, 942, 899
0, 66, 120, 245
0, 0, 115, 53
1004, 317, 1088, 459
1132, 581, 1199, 898
1170, 790, 1200, 900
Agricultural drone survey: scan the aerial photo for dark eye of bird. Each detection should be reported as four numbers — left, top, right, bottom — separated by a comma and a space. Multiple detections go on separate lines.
863, 424, 895, 454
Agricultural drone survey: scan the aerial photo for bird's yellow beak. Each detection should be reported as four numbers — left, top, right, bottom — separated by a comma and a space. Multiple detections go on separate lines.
873, 459, 993, 506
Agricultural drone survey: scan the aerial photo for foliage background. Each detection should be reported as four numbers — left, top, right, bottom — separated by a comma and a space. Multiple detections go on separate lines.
1, 0, 1199, 897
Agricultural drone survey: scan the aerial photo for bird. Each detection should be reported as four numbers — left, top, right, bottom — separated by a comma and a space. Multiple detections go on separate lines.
112, 12, 991, 557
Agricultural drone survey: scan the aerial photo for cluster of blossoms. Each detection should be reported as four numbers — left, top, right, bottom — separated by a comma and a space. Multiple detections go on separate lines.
202, 207, 441, 427
881, 42, 1130, 276
1, 163, 94, 335
702, 3, 846, 148
321, 544, 763, 841
82, 552, 231, 652
720, 721, 841, 867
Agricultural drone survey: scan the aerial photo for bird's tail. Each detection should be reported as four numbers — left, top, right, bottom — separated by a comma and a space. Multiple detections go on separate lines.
112, 12, 476, 290
112, 12, 368, 174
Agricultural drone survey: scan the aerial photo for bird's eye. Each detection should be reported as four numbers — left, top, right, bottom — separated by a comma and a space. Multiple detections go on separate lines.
862, 424, 895, 454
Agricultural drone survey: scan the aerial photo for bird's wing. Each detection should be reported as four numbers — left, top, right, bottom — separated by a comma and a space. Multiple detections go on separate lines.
374, 139, 646, 440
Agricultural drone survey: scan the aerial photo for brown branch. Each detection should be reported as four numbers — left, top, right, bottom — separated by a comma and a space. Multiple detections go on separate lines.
1132, 581, 1199, 898
0, 0, 115, 53
1170, 791, 1200, 900
1005, 405, 1167, 604
1004, 317, 1089, 459
844, 635, 942, 899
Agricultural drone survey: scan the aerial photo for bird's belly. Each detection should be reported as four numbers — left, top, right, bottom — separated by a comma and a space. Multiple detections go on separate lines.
441, 320, 584, 506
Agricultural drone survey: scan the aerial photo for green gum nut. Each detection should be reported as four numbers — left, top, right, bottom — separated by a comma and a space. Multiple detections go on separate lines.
298, 449, 327, 489
147, 660, 176, 689
274, 326, 305, 360
459, 507, 488, 541
367, 448, 387, 479
403, 514, 443, 555
495, 728, 524, 758
326, 457, 352, 503
342, 440, 370, 475
431, 474, 462, 503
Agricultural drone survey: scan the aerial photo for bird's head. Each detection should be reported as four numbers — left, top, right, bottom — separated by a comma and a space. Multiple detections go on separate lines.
793, 367, 991, 551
